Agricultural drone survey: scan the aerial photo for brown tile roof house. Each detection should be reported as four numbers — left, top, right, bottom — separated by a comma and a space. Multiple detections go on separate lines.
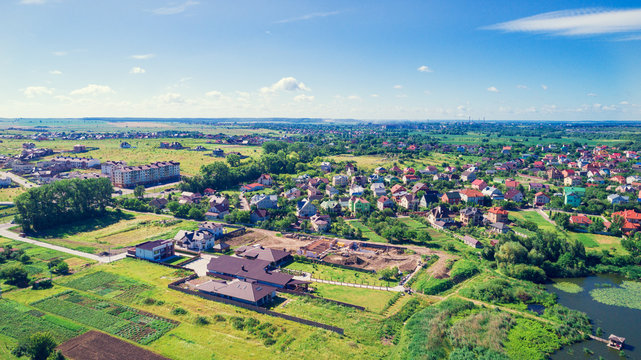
235, 245, 292, 266
463, 235, 482, 248
206, 255, 300, 289
196, 279, 276, 306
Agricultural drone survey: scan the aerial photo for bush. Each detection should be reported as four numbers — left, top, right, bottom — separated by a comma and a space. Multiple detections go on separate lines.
195, 316, 210, 325
213, 314, 226, 322
171, 307, 188, 315
450, 260, 479, 282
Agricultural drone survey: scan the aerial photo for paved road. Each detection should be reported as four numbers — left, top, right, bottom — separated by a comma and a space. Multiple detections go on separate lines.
0, 171, 38, 189
0, 223, 126, 263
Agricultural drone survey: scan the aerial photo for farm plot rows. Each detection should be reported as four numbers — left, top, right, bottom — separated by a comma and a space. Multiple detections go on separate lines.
32, 290, 178, 345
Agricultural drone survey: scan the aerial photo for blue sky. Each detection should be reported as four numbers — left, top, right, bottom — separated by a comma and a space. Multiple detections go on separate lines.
1, 0, 641, 120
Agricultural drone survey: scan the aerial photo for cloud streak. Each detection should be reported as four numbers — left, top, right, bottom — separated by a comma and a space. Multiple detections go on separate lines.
152, 1, 199, 15
260, 77, 310, 93
131, 54, 155, 60
70, 84, 114, 96
275, 11, 342, 24
484, 8, 641, 36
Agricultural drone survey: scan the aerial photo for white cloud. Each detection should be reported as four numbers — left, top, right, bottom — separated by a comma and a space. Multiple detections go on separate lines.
487, 86, 499, 93
152, 1, 199, 15
70, 84, 115, 96
370, 94, 380, 98
205, 90, 222, 97
541, 84, 548, 90
393, 85, 403, 89
131, 54, 155, 60
275, 11, 342, 24
484, 8, 641, 36
129, 67, 146, 74
620, 101, 630, 105
587, 93, 597, 97
347, 95, 361, 101
20, 0, 47, 4
260, 77, 310, 93
155, 92, 185, 104
294, 94, 314, 102
49, 70, 62, 75
22, 86, 54, 97
516, 84, 528, 89
52, 51, 67, 56
417, 65, 433, 73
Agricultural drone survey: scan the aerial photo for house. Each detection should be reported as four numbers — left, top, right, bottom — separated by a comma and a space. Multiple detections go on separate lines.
310, 214, 331, 232
206, 256, 304, 289
349, 197, 370, 214
377, 196, 395, 211
349, 184, 364, 196
471, 179, 487, 190
256, 174, 273, 186
296, 199, 317, 217
199, 221, 224, 238
179, 191, 202, 205
390, 184, 407, 195
564, 176, 582, 186
174, 230, 215, 251
320, 200, 342, 214
351, 175, 367, 186
196, 279, 277, 307
441, 192, 461, 205
529, 183, 545, 191
420, 166, 438, 175
250, 209, 269, 223
250, 194, 278, 209
346, 163, 357, 176
461, 169, 477, 182
0, 177, 12, 187
488, 222, 511, 234
374, 166, 387, 175
505, 179, 520, 190
133, 240, 174, 261
332, 175, 348, 186
501, 146, 511, 154
398, 194, 419, 210
487, 207, 509, 223
307, 188, 323, 201
325, 185, 339, 198
403, 174, 419, 183
240, 183, 264, 192
320, 162, 332, 173
208, 195, 230, 219
149, 197, 169, 209
570, 215, 592, 226
534, 192, 550, 206
427, 205, 453, 226
371, 183, 387, 197
459, 189, 484, 204
607, 194, 629, 205
463, 235, 482, 249
460, 207, 483, 226
282, 188, 301, 200
482, 186, 504, 201
565, 192, 582, 207
236, 245, 292, 267
504, 189, 524, 203
547, 168, 562, 180
411, 182, 429, 194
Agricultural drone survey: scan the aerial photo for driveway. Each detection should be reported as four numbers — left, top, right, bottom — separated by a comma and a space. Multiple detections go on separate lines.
0, 171, 38, 189
183, 253, 218, 276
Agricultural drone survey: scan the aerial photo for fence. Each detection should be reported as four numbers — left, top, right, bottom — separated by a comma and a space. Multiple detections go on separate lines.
291, 256, 376, 274
168, 277, 344, 335
277, 288, 365, 311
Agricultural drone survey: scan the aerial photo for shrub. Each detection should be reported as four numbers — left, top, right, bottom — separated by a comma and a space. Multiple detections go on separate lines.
171, 307, 188, 316
195, 316, 210, 325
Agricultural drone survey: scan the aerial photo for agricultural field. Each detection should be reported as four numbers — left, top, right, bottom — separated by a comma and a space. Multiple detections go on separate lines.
346, 220, 388, 243
0, 138, 262, 176
0, 205, 18, 223
398, 217, 428, 230
284, 261, 391, 287
309, 282, 397, 312
0, 187, 24, 202
25, 210, 197, 254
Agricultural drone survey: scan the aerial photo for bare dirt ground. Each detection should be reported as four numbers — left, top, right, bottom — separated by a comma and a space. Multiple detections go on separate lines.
424, 251, 456, 279
228, 228, 454, 273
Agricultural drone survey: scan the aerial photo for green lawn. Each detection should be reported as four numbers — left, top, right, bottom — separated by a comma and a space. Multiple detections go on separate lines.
25, 210, 197, 254
310, 282, 397, 313
398, 217, 428, 230
347, 220, 388, 243
284, 261, 390, 287
508, 211, 557, 232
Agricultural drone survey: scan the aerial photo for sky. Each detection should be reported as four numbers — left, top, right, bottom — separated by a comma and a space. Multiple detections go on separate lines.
1, 0, 641, 121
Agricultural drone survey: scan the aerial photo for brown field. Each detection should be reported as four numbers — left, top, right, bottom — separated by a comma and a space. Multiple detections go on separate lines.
58, 331, 170, 360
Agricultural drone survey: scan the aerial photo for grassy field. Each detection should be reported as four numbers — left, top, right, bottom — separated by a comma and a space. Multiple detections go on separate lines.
310, 282, 397, 312
508, 211, 556, 232
0, 187, 24, 202
284, 261, 390, 287
398, 217, 428, 230
0, 205, 18, 223
26, 211, 197, 254
347, 220, 388, 243
0, 138, 262, 176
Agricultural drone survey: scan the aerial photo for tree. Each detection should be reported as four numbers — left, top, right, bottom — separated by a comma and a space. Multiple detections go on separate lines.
379, 266, 399, 281
0, 263, 30, 287
52, 261, 69, 275
226, 154, 241, 167
133, 185, 145, 199
12, 332, 58, 360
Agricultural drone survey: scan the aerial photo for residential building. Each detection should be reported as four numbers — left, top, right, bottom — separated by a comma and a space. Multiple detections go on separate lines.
570, 215, 592, 226
489, 222, 511, 234
482, 186, 504, 200
236, 245, 291, 267
282, 188, 301, 200
296, 199, 317, 217
310, 214, 331, 232
607, 194, 629, 205
349, 184, 364, 196
349, 197, 370, 214
398, 194, 418, 210
332, 175, 348, 186
51, 156, 100, 169
487, 207, 509, 223
463, 235, 482, 249
256, 174, 273, 186
377, 196, 395, 211
199, 221, 225, 239
504, 189, 524, 202
565, 192, 582, 207
471, 179, 487, 190
534, 192, 550, 206
174, 230, 215, 251
371, 183, 387, 197
460, 207, 483, 226
427, 205, 453, 226
206, 255, 304, 289
441, 191, 461, 205
320, 162, 332, 173
461, 169, 477, 182
459, 189, 484, 204
109, 161, 180, 188
325, 185, 339, 198
196, 279, 276, 307
240, 183, 264, 192
250, 209, 269, 223
320, 200, 341, 214
250, 194, 278, 209
133, 240, 174, 261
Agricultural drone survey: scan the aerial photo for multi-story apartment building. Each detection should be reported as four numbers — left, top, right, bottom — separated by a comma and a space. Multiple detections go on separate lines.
106, 161, 180, 188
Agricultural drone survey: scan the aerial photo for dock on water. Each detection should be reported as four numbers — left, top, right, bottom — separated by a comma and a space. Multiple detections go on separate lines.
588, 334, 625, 350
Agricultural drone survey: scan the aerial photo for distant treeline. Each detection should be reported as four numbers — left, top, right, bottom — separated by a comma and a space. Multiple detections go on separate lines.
15, 178, 112, 232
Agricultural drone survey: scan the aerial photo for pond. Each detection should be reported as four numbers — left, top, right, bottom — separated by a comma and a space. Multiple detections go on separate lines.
548, 274, 639, 360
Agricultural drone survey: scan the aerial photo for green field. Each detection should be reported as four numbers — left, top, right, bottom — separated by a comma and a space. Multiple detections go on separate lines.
508, 211, 556, 232
284, 261, 390, 287
398, 217, 428, 230
0, 187, 24, 202
347, 220, 388, 243
26, 210, 197, 254
310, 282, 397, 312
